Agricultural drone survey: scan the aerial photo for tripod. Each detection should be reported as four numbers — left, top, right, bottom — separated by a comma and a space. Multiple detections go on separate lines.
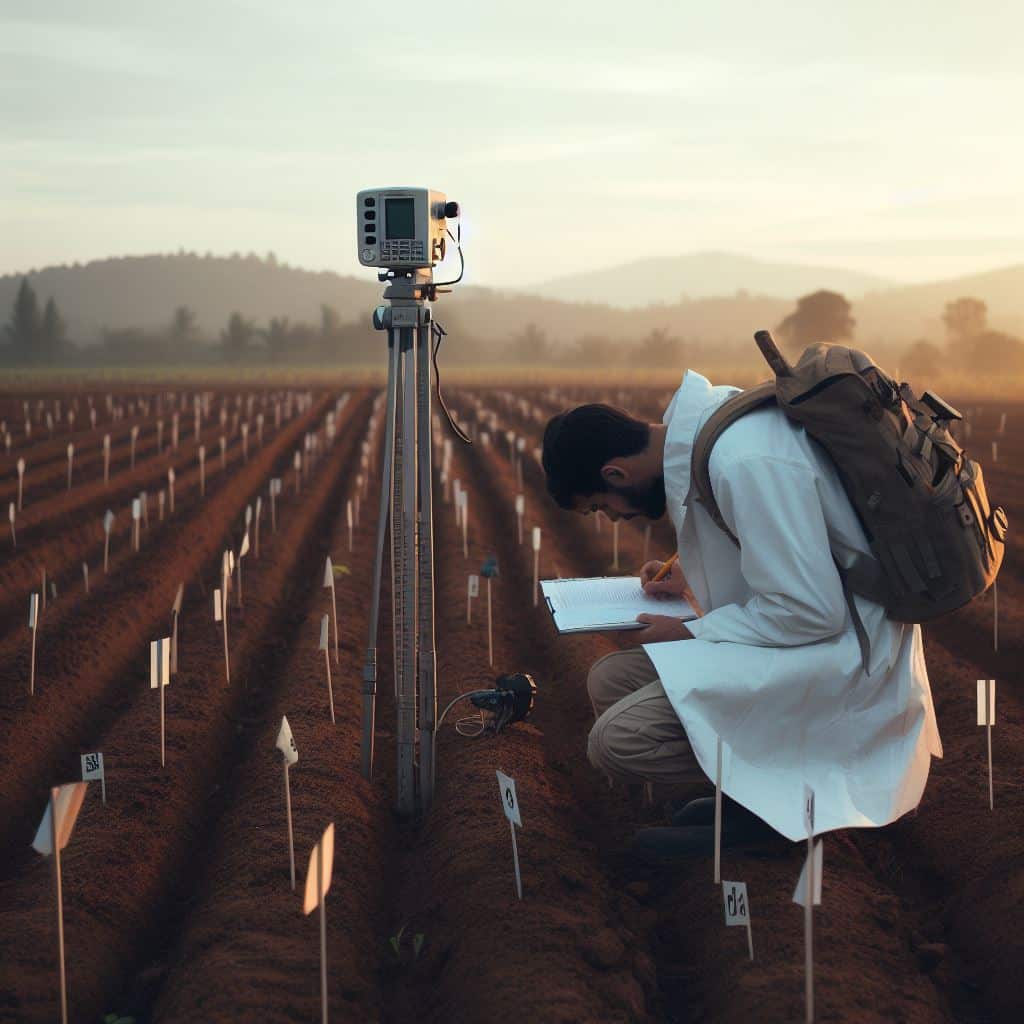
361, 268, 441, 816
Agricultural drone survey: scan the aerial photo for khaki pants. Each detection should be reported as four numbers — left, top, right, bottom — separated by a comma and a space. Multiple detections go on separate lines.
587, 648, 705, 791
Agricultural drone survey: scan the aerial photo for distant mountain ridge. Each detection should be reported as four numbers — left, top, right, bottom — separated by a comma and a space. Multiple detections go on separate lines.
2, 251, 1023, 353
524, 251, 895, 308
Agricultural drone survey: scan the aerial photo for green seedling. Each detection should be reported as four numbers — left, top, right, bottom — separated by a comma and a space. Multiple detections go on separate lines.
388, 922, 426, 964
332, 564, 351, 577
104, 1014, 136, 1024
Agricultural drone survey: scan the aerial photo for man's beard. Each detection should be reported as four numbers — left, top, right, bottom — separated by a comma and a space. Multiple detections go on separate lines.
615, 475, 666, 519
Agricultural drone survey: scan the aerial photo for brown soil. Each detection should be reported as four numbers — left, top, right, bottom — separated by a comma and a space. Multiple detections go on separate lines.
0, 383, 1019, 1024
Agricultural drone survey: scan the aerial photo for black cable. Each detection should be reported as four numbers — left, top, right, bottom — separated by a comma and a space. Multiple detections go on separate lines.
431, 319, 472, 444
433, 225, 464, 287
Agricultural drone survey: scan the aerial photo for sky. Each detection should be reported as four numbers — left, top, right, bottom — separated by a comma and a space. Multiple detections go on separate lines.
2, 0, 1023, 289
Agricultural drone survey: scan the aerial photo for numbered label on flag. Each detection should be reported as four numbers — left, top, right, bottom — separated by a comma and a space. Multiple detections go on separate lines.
496, 770, 522, 827
81, 752, 104, 782
276, 715, 298, 766
803, 784, 815, 836
302, 822, 335, 914
722, 880, 750, 926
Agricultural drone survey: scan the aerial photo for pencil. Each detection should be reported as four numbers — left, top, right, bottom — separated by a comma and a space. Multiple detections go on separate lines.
651, 552, 678, 582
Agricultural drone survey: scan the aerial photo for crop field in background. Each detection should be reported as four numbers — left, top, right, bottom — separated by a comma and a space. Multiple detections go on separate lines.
0, 375, 1020, 1023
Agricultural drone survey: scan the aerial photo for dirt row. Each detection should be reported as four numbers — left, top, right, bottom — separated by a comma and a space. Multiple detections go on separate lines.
0, 394, 297, 564
0, 391, 334, 873
136, 397, 393, 1022
0, 394, 312, 641
0, 388, 368, 1024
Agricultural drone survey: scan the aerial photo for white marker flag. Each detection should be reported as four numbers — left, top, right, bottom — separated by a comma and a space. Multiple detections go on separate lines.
239, 532, 250, 558
792, 840, 823, 907
323, 556, 334, 588
29, 592, 39, 628
468, 574, 480, 598
132, 498, 141, 520
496, 769, 524, 899
532, 527, 541, 552
214, 589, 223, 621
977, 678, 996, 725
723, 880, 750, 925
303, 822, 336, 914
277, 715, 298, 765
173, 582, 184, 616
32, 782, 87, 856
496, 769, 522, 827
81, 751, 104, 782
150, 638, 170, 688
81, 752, 106, 804
104, 509, 114, 534
803, 784, 815, 836
319, 613, 329, 651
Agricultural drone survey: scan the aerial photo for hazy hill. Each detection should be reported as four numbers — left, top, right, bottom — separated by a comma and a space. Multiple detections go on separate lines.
0, 252, 384, 345
525, 251, 894, 308
856, 264, 1024, 344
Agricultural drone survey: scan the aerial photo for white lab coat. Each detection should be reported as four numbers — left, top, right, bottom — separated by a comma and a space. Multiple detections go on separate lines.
644, 370, 943, 841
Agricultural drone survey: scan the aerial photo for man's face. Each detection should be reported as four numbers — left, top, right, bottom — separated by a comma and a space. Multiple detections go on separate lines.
572, 474, 666, 521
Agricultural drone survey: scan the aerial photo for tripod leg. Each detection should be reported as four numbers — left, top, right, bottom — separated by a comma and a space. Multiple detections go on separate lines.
361, 332, 398, 779
393, 328, 419, 817
416, 320, 438, 811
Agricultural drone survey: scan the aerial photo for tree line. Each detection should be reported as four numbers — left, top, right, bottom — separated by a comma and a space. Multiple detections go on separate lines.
4, 275, 1022, 378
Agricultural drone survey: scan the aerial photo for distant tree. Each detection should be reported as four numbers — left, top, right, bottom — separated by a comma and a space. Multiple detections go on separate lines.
966, 330, 1024, 374
40, 297, 66, 357
170, 305, 198, 344
265, 316, 290, 362
220, 312, 255, 360
777, 290, 855, 350
320, 304, 343, 341
633, 327, 685, 368
899, 339, 943, 383
510, 323, 551, 363
5, 277, 41, 359
265, 251, 278, 267
569, 334, 619, 367
941, 297, 987, 345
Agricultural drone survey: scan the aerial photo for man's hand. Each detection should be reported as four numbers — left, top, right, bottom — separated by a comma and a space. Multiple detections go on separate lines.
633, 614, 693, 644
639, 559, 687, 600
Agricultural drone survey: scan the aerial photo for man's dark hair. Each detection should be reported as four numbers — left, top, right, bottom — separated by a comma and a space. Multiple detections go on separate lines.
542, 404, 650, 510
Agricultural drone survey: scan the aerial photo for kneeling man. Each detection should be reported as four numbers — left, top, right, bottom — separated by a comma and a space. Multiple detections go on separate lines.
542, 370, 943, 858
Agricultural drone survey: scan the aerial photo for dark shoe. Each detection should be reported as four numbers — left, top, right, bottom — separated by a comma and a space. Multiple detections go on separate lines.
664, 795, 715, 827
631, 813, 782, 866
665, 793, 751, 828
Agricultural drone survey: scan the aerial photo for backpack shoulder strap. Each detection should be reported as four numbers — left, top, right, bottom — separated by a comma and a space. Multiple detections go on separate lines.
690, 381, 777, 545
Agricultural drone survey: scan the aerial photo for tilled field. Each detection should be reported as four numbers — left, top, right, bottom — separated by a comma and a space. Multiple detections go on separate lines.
0, 382, 1020, 1023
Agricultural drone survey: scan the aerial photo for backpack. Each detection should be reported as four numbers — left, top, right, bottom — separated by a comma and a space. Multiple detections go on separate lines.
691, 330, 1007, 664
